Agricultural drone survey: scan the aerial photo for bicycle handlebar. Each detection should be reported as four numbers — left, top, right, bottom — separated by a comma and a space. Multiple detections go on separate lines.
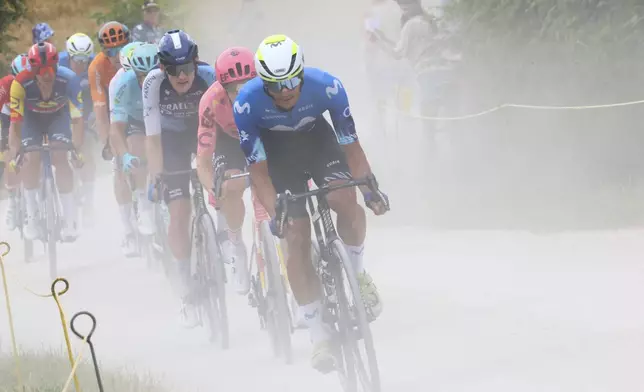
273, 174, 386, 237
11, 143, 81, 172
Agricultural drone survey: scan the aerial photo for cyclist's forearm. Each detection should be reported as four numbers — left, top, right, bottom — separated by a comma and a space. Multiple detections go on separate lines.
343, 141, 374, 194
146, 134, 163, 178
109, 122, 129, 157
196, 153, 215, 190
71, 118, 84, 149
249, 161, 277, 217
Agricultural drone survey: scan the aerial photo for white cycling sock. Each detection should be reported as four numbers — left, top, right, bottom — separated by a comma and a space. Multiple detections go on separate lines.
118, 203, 133, 234
344, 243, 365, 274
82, 180, 95, 206
60, 192, 77, 225
24, 188, 39, 217
301, 300, 329, 344
135, 188, 152, 212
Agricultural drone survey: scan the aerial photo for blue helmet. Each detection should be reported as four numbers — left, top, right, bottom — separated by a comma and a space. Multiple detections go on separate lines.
32, 22, 55, 44
130, 43, 160, 73
11, 53, 30, 76
157, 30, 198, 66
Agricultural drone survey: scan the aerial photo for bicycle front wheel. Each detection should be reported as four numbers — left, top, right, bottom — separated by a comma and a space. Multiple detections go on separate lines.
259, 220, 293, 364
330, 239, 381, 392
194, 212, 229, 349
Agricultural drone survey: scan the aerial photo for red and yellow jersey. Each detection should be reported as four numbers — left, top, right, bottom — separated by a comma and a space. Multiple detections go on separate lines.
88, 52, 118, 108
9, 66, 83, 123
0, 75, 14, 110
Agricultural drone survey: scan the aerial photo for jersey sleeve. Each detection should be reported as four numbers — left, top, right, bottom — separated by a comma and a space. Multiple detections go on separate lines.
233, 92, 266, 165
109, 72, 129, 123
143, 69, 163, 136
65, 70, 83, 119
197, 89, 218, 157
322, 73, 358, 145
88, 56, 107, 107
197, 64, 216, 87
1, 104, 9, 116
9, 78, 26, 123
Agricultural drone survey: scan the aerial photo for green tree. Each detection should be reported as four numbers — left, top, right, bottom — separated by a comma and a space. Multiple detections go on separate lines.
0, 0, 28, 75
91, 0, 187, 34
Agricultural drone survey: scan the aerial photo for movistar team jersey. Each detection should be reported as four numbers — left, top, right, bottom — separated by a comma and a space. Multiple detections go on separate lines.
233, 67, 358, 165
59, 52, 95, 80
143, 64, 215, 135
109, 68, 144, 123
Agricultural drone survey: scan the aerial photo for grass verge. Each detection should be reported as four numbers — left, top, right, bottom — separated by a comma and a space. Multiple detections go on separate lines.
0, 349, 169, 392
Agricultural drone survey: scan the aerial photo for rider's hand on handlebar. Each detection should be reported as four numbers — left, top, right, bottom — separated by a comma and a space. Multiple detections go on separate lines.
364, 189, 389, 216
121, 152, 139, 173
269, 216, 286, 239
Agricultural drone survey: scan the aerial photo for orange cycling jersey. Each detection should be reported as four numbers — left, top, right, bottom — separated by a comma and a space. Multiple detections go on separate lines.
88, 52, 118, 108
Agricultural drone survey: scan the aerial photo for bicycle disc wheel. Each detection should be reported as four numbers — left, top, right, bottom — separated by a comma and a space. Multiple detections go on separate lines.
331, 239, 381, 392
46, 180, 58, 280
260, 220, 293, 364
195, 212, 229, 349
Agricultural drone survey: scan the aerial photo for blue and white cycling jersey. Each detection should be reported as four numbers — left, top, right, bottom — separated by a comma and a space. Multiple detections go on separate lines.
142, 64, 215, 135
233, 67, 358, 165
109, 68, 144, 124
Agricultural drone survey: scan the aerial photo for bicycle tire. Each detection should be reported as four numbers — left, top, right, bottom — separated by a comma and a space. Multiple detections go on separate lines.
18, 188, 34, 263
330, 239, 381, 392
46, 179, 58, 280
259, 220, 293, 364
194, 212, 229, 349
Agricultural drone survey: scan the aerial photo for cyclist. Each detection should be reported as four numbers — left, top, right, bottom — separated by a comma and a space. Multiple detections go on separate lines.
109, 42, 158, 254
2, 54, 29, 230
8, 42, 84, 241
132, 0, 164, 44
60, 33, 98, 225
233, 34, 389, 372
89, 21, 130, 155
32, 23, 55, 45
143, 30, 215, 326
89, 21, 133, 249
196, 47, 256, 295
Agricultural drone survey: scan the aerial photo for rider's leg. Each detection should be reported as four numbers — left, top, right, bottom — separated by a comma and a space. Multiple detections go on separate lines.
20, 116, 45, 240
50, 127, 77, 241
115, 166, 137, 256
311, 120, 382, 320
127, 127, 154, 235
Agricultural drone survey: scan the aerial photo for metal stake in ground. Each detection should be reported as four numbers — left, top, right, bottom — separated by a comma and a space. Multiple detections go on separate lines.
70, 311, 104, 392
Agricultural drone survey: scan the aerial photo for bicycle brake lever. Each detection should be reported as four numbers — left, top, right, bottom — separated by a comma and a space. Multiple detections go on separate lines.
275, 192, 289, 237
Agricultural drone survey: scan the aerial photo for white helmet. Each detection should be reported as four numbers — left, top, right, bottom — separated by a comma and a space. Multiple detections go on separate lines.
254, 34, 304, 82
66, 33, 94, 57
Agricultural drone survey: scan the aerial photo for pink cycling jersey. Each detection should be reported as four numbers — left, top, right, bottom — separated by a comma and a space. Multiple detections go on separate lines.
197, 81, 238, 157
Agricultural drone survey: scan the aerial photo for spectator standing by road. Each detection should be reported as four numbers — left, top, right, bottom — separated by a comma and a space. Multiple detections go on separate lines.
132, 0, 164, 44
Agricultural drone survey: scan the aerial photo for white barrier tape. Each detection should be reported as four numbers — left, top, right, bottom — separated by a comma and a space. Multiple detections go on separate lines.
390, 98, 644, 121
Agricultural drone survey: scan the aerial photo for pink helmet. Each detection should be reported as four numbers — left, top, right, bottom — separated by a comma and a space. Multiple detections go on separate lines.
215, 47, 256, 85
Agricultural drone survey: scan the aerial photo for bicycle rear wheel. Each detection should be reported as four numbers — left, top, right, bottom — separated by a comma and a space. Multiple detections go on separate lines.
17, 187, 34, 263
193, 212, 229, 348
330, 239, 381, 392
259, 220, 293, 364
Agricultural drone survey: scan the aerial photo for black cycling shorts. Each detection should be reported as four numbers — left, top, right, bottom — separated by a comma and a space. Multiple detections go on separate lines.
213, 129, 247, 173
161, 128, 196, 203
263, 116, 352, 218
126, 118, 146, 138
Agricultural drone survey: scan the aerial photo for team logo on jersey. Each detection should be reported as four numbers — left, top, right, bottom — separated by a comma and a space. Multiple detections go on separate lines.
326, 79, 343, 99
198, 131, 213, 148
239, 130, 250, 142
234, 101, 251, 114
200, 106, 215, 128
343, 106, 351, 118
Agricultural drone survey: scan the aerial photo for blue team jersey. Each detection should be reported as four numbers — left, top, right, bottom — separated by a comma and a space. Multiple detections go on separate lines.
143, 64, 216, 135
233, 67, 358, 165
58, 52, 95, 80
109, 68, 144, 123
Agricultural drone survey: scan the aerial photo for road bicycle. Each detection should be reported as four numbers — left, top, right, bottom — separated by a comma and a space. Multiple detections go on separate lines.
274, 174, 388, 392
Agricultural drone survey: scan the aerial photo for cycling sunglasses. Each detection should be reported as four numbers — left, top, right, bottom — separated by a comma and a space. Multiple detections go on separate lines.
263, 74, 303, 94
71, 54, 90, 64
104, 45, 125, 58
165, 62, 196, 77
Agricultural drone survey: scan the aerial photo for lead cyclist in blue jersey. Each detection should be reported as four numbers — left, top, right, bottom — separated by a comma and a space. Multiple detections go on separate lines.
143, 30, 216, 327
234, 34, 389, 372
